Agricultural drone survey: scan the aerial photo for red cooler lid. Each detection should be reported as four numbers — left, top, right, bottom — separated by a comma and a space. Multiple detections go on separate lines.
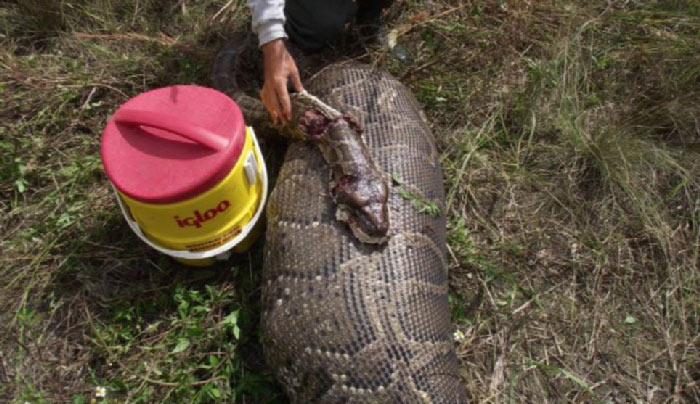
101, 85, 246, 204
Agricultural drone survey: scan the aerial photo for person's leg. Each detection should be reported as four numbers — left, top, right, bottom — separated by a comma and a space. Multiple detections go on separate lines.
356, 0, 393, 25
284, 0, 358, 52
354, 0, 393, 42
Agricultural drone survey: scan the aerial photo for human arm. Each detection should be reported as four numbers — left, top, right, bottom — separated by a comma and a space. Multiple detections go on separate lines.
247, 0, 304, 125
248, 0, 286, 47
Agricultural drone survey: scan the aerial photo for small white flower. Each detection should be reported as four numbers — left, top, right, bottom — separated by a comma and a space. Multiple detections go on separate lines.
570, 242, 580, 262
95, 386, 107, 398
453, 329, 466, 343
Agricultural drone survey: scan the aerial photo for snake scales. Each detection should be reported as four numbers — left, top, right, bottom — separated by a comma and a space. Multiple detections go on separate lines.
213, 42, 467, 402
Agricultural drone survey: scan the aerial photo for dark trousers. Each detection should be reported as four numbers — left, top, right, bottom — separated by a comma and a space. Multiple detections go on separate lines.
285, 0, 393, 51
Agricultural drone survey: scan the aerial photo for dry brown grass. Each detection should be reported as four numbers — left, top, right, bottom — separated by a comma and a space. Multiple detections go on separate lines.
1, 0, 698, 402
386, 1, 699, 402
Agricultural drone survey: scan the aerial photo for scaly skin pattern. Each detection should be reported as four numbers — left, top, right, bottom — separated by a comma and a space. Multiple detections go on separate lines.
262, 63, 466, 403
212, 46, 467, 402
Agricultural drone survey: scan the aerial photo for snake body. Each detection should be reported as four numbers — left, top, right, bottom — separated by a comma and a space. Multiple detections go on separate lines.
213, 43, 467, 402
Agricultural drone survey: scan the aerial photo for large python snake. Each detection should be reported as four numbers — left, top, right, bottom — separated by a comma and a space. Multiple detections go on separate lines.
213, 40, 468, 403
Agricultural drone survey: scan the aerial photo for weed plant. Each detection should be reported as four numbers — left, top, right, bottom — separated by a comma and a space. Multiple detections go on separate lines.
1, 1, 698, 402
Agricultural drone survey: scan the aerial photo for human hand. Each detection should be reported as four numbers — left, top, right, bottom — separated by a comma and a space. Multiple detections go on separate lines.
260, 39, 304, 125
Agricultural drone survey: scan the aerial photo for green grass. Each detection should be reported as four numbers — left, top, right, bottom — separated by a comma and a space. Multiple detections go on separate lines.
1, 1, 283, 402
2, 0, 699, 402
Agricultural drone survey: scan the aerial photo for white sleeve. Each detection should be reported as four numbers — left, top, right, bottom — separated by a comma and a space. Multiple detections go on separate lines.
247, 0, 287, 46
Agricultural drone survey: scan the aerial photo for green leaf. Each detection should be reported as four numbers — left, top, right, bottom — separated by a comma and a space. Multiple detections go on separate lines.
187, 326, 205, 337
177, 301, 189, 319
221, 310, 239, 333
559, 368, 592, 392
15, 178, 27, 193
209, 387, 222, 399
172, 337, 190, 353
396, 185, 441, 217
72, 395, 87, 404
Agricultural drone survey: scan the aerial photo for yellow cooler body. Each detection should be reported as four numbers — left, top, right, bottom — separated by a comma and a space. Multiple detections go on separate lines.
101, 85, 267, 267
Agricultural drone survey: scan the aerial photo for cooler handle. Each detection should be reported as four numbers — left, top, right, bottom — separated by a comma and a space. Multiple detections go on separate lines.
114, 109, 228, 151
